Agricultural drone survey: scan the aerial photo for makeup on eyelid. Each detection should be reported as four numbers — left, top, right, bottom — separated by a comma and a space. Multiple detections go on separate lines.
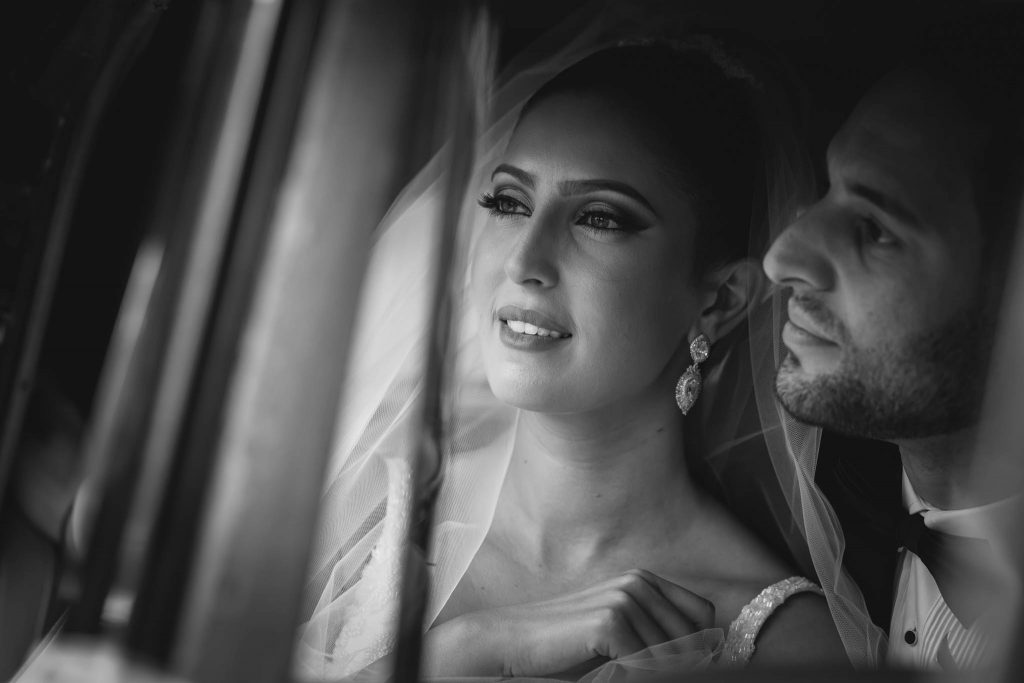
478, 191, 651, 233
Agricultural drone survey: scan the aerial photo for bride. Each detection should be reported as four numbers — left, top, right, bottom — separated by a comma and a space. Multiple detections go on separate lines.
297, 39, 850, 680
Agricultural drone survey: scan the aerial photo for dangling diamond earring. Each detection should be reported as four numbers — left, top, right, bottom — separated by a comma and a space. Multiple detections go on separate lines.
675, 334, 710, 416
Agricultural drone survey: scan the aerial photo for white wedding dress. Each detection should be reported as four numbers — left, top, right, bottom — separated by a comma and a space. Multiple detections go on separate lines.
297, 450, 824, 680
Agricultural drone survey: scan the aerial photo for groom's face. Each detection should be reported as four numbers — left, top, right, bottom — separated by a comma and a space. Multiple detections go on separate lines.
763, 70, 995, 440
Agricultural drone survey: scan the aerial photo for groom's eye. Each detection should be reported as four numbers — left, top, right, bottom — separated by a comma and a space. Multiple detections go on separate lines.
861, 216, 898, 247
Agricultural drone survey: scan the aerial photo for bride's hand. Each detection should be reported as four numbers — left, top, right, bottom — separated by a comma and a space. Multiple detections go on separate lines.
423, 569, 715, 677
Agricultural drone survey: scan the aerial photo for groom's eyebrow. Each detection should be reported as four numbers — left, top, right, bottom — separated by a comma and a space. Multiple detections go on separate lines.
848, 182, 922, 229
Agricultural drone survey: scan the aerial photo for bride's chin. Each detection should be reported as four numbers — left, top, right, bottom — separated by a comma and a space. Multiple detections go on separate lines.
490, 388, 562, 413
485, 375, 573, 413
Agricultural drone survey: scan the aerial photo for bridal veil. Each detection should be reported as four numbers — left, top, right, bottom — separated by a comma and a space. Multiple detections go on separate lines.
294, 5, 886, 678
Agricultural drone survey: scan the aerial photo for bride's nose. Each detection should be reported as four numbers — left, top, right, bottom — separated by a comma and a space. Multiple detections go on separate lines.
503, 212, 560, 288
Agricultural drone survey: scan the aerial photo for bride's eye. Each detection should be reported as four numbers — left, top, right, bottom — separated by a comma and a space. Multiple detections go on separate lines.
575, 208, 639, 233
478, 192, 530, 218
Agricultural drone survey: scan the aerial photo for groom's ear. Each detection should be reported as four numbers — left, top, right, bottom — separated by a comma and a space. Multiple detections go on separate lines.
692, 259, 766, 342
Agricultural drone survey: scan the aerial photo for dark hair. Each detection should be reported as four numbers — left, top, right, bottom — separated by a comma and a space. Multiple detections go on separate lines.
516, 42, 768, 281
899, 8, 1024, 297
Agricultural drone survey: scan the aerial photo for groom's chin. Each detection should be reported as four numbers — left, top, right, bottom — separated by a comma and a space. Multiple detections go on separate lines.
774, 356, 904, 440
774, 353, 841, 428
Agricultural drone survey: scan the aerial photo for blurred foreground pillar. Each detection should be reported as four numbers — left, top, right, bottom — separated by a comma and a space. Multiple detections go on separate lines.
20, 1, 479, 682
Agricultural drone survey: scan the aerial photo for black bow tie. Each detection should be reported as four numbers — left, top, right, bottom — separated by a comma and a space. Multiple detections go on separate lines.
897, 512, 995, 626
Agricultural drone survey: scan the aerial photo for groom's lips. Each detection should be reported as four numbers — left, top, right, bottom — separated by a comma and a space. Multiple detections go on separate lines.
785, 300, 838, 347
783, 321, 836, 349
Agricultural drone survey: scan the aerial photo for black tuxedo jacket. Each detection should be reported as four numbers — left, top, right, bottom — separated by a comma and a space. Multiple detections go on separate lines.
815, 430, 904, 633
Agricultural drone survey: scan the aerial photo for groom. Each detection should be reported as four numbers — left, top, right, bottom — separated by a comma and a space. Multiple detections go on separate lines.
762, 25, 1024, 670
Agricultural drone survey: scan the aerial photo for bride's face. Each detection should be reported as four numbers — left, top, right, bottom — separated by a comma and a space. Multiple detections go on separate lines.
470, 92, 704, 414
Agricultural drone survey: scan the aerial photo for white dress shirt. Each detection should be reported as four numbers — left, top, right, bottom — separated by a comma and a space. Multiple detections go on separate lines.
887, 471, 1016, 670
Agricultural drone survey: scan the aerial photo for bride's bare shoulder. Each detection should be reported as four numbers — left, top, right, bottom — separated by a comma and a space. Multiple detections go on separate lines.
747, 589, 849, 667
688, 497, 848, 666
687, 491, 791, 584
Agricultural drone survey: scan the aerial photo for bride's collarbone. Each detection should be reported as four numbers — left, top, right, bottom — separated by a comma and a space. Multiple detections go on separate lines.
435, 482, 792, 624
447, 522, 786, 630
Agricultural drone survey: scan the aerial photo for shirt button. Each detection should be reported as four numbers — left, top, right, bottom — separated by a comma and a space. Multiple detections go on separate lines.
905, 629, 917, 646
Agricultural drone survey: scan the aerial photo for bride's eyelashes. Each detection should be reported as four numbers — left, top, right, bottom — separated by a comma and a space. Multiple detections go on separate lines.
478, 191, 530, 218
478, 192, 648, 235
572, 206, 646, 234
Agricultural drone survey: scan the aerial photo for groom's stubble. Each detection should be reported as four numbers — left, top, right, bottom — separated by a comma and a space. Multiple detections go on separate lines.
774, 300, 994, 441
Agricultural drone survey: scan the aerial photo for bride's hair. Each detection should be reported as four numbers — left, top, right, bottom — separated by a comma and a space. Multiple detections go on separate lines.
517, 42, 766, 281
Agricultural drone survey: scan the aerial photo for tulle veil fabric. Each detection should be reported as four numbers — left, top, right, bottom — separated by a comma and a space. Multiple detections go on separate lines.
294, 5, 886, 679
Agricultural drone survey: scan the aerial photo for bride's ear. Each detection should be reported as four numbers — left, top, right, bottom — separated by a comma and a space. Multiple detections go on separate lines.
691, 258, 767, 342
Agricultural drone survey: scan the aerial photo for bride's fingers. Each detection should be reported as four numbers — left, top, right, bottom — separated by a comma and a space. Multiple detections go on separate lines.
626, 569, 716, 631
590, 596, 668, 660
613, 590, 671, 649
614, 571, 696, 639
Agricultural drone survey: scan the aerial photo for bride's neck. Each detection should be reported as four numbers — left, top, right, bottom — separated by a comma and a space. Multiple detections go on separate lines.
497, 398, 700, 564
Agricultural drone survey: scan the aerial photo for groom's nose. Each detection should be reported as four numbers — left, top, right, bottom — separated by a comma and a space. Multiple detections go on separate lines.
763, 203, 837, 294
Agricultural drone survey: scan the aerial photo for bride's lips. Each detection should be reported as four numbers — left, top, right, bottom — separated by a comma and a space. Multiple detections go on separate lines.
495, 304, 572, 350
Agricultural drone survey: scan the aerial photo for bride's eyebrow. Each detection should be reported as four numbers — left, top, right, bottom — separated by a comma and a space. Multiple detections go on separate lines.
560, 179, 659, 218
489, 165, 659, 218
491, 163, 535, 188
